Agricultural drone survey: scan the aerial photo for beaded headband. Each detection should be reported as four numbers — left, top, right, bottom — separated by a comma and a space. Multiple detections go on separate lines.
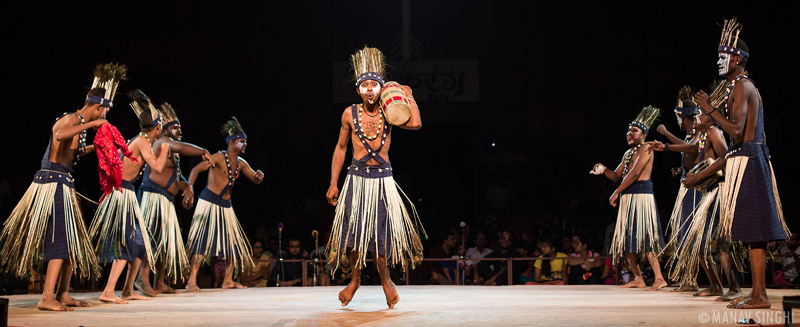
356, 72, 385, 87
718, 17, 749, 60
89, 63, 127, 108
629, 105, 661, 136
674, 107, 700, 117
86, 94, 113, 108
225, 132, 247, 144
351, 47, 386, 87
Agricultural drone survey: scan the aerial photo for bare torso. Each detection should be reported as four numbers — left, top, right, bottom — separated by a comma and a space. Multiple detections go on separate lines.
48, 113, 83, 166
727, 79, 762, 145
121, 136, 151, 181
205, 152, 238, 201
149, 138, 180, 195
346, 104, 393, 166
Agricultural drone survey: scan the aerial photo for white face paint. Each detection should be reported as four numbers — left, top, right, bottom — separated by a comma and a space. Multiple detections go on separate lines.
102, 107, 109, 119
359, 81, 382, 104
236, 140, 245, 149
718, 53, 731, 76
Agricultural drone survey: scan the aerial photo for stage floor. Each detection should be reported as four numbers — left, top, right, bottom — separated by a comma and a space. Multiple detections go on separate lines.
6, 285, 800, 326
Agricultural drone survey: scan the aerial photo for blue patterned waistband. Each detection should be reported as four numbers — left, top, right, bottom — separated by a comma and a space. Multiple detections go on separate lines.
139, 178, 176, 202
348, 158, 393, 178
199, 187, 231, 208
33, 162, 75, 187
620, 179, 653, 195
121, 179, 135, 191
727, 141, 769, 159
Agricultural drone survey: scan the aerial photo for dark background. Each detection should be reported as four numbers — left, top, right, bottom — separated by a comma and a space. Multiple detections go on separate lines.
2, 1, 796, 249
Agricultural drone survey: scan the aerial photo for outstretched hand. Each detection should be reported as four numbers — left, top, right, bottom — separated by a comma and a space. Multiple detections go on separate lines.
202, 150, 215, 169
590, 163, 606, 175
671, 167, 682, 177
182, 185, 195, 209
644, 141, 664, 153
656, 124, 667, 135
254, 170, 264, 182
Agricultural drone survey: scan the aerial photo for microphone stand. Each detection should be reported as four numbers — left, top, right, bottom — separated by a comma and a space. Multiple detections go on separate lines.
460, 223, 467, 285
278, 224, 284, 287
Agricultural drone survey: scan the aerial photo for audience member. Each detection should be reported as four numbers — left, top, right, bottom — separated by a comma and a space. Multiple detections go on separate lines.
466, 232, 493, 282
476, 231, 521, 285
780, 232, 800, 284
271, 238, 307, 287
567, 235, 603, 284
528, 237, 567, 285
428, 231, 457, 285
242, 241, 272, 287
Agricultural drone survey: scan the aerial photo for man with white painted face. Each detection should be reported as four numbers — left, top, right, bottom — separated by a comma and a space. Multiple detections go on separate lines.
0, 64, 123, 311
185, 116, 264, 292
136, 102, 213, 296
591, 106, 668, 291
693, 17, 789, 309
326, 46, 425, 309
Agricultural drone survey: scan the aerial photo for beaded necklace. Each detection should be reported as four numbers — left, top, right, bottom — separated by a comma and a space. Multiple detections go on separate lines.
697, 132, 707, 154
622, 144, 643, 177
74, 111, 86, 166
723, 72, 749, 119
358, 104, 383, 141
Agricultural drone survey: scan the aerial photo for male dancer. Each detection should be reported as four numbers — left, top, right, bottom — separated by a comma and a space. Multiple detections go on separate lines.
654, 86, 702, 292
326, 46, 425, 309
694, 17, 789, 309
185, 117, 264, 291
137, 102, 213, 296
90, 90, 169, 304
591, 106, 667, 291
0, 64, 123, 310
680, 107, 743, 301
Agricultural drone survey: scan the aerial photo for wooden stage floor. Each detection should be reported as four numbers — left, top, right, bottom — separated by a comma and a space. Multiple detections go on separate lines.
6, 285, 800, 326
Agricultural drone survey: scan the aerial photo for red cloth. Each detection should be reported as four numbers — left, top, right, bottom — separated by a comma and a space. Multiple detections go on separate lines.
94, 123, 138, 197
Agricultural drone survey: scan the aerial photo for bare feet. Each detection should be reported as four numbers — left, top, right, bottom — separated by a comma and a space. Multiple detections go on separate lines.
57, 294, 91, 307
693, 288, 724, 297
37, 298, 72, 311
671, 283, 698, 292
728, 295, 748, 304
382, 281, 399, 309
647, 278, 668, 291
338, 281, 360, 306
99, 292, 129, 304
728, 294, 771, 309
121, 291, 151, 301
155, 282, 181, 294
186, 282, 202, 292
620, 278, 646, 288
137, 280, 159, 297
221, 281, 247, 289
715, 290, 743, 302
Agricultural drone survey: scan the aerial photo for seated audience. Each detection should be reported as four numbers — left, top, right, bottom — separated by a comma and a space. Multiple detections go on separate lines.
567, 235, 603, 284
476, 231, 521, 285
526, 237, 567, 285
242, 241, 272, 287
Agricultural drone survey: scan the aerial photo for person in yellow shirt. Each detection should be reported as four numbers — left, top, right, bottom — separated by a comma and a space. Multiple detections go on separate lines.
531, 238, 568, 285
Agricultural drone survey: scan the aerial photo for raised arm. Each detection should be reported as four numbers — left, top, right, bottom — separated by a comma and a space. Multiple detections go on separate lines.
53, 115, 106, 141
237, 158, 264, 184
655, 124, 685, 145
326, 110, 352, 206
81, 145, 96, 156
187, 159, 211, 188
695, 82, 754, 141
398, 85, 421, 130
161, 138, 214, 167
647, 140, 699, 155
139, 141, 170, 174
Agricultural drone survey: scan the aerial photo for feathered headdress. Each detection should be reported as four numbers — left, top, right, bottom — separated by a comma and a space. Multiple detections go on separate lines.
674, 86, 699, 117
630, 106, 661, 135
86, 63, 128, 107
221, 116, 246, 143
128, 89, 161, 129
350, 46, 386, 87
160, 102, 180, 129
707, 79, 732, 116
718, 17, 748, 61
